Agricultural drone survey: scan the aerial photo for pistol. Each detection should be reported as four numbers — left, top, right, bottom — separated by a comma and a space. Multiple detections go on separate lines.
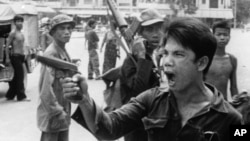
36, 55, 78, 76
36, 55, 83, 100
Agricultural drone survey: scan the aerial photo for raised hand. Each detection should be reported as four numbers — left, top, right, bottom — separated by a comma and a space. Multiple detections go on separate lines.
60, 74, 89, 103
131, 38, 146, 59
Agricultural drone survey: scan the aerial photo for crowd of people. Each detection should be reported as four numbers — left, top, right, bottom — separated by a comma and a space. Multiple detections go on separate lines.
60, 13, 246, 141
1, 7, 250, 141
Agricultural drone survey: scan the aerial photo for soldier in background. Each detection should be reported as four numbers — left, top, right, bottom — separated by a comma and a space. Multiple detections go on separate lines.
205, 20, 239, 101
60, 17, 243, 141
86, 19, 101, 80
37, 14, 75, 141
119, 8, 164, 141
100, 21, 120, 74
5, 15, 30, 101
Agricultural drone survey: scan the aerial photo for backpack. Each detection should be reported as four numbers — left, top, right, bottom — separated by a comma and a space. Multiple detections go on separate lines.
101, 67, 122, 112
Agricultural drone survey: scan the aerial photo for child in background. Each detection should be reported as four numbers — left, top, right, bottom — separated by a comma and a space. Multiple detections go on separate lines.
205, 20, 239, 101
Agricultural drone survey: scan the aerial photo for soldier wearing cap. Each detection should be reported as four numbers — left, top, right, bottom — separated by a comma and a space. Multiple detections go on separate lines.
85, 18, 101, 80
119, 8, 164, 141
81, 8, 164, 141
61, 15, 243, 141
37, 14, 75, 141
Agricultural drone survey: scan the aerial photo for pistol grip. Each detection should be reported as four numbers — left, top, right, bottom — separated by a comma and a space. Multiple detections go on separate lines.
68, 72, 83, 101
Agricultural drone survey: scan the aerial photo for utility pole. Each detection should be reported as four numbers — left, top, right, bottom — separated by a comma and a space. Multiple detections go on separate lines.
234, 0, 237, 28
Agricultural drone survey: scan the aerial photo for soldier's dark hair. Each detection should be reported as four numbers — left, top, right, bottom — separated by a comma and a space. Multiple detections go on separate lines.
87, 19, 96, 27
161, 17, 217, 75
212, 20, 231, 34
13, 15, 24, 22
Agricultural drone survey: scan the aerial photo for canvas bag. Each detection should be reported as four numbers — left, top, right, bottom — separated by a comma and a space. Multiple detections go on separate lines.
101, 66, 122, 112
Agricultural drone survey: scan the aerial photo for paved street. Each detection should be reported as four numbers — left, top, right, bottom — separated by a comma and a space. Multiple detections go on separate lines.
0, 31, 125, 141
0, 29, 250, 141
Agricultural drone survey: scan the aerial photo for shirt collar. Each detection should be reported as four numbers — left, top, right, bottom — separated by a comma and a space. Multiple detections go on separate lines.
52, 42, 71, 62
168, 83, 229, 117
205, 83, 229, 114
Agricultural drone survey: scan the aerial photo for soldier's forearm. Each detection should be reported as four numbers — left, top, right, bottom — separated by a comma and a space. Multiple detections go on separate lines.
78, 97, 98, 133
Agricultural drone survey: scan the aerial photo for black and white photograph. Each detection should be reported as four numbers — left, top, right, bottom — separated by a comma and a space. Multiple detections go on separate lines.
0, 0, 250, 141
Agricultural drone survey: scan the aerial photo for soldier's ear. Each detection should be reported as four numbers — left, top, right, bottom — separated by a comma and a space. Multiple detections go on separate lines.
49, 28, 56, 36
197, 56, 209, 72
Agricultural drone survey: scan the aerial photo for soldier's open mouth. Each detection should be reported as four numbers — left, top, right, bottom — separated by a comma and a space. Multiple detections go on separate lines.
165, 72, 175, 86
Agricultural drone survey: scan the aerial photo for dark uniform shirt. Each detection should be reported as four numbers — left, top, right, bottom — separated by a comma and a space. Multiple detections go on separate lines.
72, 83, 242, 141
120, 54, 159, 104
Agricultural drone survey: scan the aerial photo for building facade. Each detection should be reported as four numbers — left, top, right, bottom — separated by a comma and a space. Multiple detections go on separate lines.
57, 0, 233, 19
4, 0, 234, 21
178, 0, 233, 19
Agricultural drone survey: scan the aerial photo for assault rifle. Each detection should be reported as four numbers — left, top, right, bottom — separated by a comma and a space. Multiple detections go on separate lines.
106, 0, 141, 66
106, 0, 167, 87
107, 0, 140, 46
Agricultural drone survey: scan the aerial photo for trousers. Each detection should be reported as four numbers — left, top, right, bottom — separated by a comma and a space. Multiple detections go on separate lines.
5, 54, 27, 100
88, 49, 100, 78
40, 130, 69, 141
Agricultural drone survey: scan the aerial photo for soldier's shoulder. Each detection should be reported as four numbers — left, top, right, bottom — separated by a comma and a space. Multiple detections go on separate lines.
43, 46, 57, 57
141, 87, 168, 99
